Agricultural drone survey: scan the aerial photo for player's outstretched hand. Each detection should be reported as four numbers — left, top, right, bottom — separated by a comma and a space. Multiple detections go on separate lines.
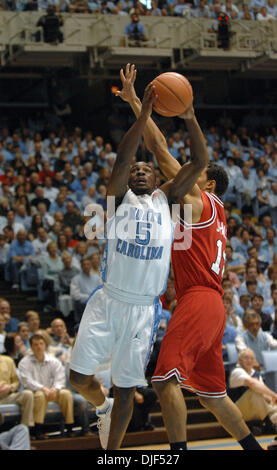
115, 63, 137, 103
140, 83, 157, 120
178, 105, 195, 120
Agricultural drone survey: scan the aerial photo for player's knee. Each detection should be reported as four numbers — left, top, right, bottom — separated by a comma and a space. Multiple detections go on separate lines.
151, 380, 163, 396
151, 378, 177, 398
199, 396, 221, 409
69, 369, 92, 390
113, 386, 135, 409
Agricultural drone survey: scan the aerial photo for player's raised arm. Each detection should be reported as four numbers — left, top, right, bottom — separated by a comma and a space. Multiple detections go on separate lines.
107, 82, 157, 199
116, 64, 180, 181
158, 106, 209, 202
116, 64, 209, 193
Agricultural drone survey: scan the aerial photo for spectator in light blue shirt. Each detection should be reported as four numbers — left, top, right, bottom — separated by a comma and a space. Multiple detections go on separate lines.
75, 178, 89, 202
70, 257, 101, 324
223, 157, 242, 205
266, 0, 277, 17
7, 229, 34, 290
37, 0, 57, 10
263, 284, 277, 317
83, 162, 99, 187
250, 0, 266, 16
87, 0, 101, 12
150, 0, 162, 15
235, 166, 257, 212
231, 228, 253, 261
239, 3, 255, 19
124, 14, 147, 42
238, 264, 268, 299
252, 234, 271, 272
222, 323, 238, 360
49, 193, 67, 215
226, 245, 246, 273
268, 183, 277, 226
167, 137, 180, 159
261, 228, 277, 264
173, 0, 192, 16
192, 0, 211, 17
268, 153, 277, 180
1, 143, 14, 163
15, 0, 28, 11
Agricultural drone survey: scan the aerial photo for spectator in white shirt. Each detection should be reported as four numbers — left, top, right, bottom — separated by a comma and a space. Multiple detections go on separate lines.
221, 0, 239, 18
104, 142, 117, 162
229, 348, 277, 433
0, 234, 10, 276
257, 5, 275, 20
32, 227, 51, 259
43, 176, 59, 203
36, 202, 55, 232
18, 333, 75, 440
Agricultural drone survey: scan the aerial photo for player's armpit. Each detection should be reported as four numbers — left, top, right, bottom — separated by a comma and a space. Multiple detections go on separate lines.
166, 161, 205, 203
160, 180, 203, 224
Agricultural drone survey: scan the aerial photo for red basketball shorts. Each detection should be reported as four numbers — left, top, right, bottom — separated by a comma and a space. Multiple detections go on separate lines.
152, 286, 227, 398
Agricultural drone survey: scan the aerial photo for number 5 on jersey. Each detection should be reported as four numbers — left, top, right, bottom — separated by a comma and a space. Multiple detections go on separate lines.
211, 239, 226, 276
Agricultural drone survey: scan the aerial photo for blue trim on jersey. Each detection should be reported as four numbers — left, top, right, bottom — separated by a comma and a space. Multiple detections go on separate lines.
99, 213, 115, 283
100, 242, 108, 283
87, 283, 104, 303
144, 296, 162, 371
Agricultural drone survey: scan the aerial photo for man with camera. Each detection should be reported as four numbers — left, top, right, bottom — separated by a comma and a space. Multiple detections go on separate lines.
36, 5, 64, 45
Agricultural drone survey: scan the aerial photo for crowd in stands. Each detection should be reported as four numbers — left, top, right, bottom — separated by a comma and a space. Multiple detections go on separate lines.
0, 101, 276, 439
0, 0, 276, 23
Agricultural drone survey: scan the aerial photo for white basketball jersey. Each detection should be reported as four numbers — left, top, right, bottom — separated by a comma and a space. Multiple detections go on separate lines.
101, 188, 173, 300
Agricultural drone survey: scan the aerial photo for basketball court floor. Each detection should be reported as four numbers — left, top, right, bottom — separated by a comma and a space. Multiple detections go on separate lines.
123, 435, 276, 450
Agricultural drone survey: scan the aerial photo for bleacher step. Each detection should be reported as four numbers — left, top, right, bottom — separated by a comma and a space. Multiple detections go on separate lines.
32, 422, 229, 450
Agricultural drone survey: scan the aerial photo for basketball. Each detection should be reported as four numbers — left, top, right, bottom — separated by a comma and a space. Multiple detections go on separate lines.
151, 72, 193, 117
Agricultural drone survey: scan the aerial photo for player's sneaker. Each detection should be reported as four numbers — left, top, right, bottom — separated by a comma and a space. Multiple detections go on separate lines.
96, 398, 114, 449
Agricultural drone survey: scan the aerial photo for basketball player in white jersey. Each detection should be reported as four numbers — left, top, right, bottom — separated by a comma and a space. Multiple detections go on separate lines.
69, 83, 209, 450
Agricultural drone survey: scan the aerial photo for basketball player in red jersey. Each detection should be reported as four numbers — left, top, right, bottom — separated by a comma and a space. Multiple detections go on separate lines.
117, 64, 264, 450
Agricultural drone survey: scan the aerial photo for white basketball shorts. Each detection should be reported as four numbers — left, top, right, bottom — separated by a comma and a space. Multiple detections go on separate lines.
70, 285, 161, 388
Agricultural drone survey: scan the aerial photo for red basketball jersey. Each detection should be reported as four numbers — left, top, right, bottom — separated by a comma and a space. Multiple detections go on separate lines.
172, 191, 227, 300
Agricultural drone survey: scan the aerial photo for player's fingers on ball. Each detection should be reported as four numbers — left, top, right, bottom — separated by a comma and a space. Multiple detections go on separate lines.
145, 82, 153, 93
148, 83, 156, 97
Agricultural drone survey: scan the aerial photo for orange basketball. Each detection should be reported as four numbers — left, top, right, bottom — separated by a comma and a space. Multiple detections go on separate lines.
151, 72, 193, 117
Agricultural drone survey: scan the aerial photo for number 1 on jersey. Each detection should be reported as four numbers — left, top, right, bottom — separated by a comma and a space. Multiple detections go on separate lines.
211, 239, 225, 276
